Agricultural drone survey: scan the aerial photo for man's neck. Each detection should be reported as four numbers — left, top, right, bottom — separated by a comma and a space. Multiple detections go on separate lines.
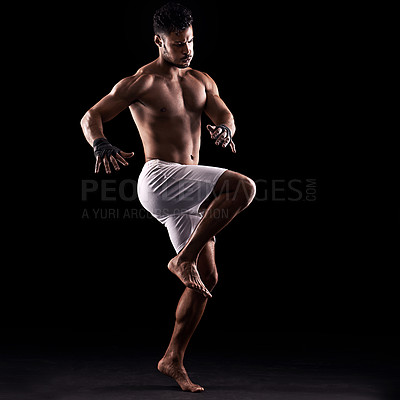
156, 56, 186, 79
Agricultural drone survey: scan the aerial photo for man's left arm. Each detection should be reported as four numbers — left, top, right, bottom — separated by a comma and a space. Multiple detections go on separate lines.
203, 73, 237, 153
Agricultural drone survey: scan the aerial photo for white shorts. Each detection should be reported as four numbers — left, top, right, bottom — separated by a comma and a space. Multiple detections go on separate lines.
137, 159, 227, 253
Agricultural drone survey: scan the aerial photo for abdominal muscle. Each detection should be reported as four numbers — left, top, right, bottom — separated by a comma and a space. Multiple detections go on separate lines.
144, 138, 201, 165
130, 107, 202, 166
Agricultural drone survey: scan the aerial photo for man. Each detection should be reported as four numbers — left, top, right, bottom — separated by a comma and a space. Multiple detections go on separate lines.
81, 2, 255, 393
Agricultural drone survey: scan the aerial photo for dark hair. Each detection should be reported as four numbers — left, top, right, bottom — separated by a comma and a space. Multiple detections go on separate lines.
153, 2, 193, 36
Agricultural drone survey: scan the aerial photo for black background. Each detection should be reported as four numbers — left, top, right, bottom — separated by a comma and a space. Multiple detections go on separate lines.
5, 1, 398, 356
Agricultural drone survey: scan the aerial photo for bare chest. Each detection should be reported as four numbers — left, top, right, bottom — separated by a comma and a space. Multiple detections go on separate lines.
138, 75, 206, 116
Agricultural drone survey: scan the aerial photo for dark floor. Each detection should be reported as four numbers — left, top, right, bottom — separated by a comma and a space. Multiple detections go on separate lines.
1, 330, 399, 400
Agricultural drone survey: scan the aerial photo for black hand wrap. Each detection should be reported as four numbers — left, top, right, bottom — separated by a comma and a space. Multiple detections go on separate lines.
214, 124, 232, 145
93, 138, 121, 159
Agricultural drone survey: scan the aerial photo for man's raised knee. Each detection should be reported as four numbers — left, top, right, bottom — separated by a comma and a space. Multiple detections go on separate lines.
213, 171, 256, 209
235, 176, 256, 207
243, 176, 256, 204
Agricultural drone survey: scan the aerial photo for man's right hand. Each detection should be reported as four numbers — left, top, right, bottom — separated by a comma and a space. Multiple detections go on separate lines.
93, 138, 134, 174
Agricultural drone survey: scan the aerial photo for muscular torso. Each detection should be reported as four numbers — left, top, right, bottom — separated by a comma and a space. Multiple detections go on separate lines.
127, 62, 208, 165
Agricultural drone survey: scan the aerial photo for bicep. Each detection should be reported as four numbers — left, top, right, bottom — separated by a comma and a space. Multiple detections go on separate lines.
90, 78, 137, 123
90, 93, 130, 123
203, 73, 232, 121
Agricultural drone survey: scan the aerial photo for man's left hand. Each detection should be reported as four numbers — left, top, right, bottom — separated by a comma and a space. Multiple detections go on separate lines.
207, 124, 236, 153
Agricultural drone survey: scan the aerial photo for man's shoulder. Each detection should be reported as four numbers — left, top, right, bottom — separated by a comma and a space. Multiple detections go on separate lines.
186, 69, 216, 90
112, 65, 157, 95
187, 68, 211, 81
123, 65, 156, 84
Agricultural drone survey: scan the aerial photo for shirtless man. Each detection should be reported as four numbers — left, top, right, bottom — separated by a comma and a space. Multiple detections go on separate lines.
81, 2, 255, 392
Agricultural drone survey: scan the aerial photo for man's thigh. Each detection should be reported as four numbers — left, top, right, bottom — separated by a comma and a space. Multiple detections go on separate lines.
199, 170, 250, 211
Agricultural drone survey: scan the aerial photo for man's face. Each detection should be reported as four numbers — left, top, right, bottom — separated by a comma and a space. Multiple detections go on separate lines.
156, 26, 194, 68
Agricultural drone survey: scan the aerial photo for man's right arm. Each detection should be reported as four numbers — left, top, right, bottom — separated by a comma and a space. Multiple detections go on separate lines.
80, 77, 137, 146
80, 76, 142, 173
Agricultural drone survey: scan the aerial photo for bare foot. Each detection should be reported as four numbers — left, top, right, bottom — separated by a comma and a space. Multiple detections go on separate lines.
168, 255, 212, 298
158, 357, 204, 392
